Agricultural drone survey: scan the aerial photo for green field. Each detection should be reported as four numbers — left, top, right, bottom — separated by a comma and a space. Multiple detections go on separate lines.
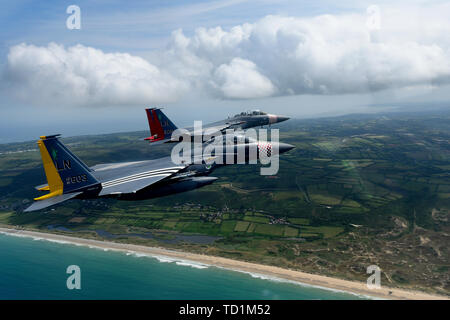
0, 111, 449, 295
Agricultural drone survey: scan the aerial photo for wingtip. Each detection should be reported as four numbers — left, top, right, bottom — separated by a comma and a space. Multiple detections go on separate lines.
23, 203, 37, 212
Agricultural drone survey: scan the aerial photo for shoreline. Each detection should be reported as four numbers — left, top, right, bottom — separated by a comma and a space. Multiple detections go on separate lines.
0, 227, 447, 300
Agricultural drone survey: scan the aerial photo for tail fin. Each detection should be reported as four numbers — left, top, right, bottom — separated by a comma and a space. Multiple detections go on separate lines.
34, 134, 99, 200
145, 108, 178, 143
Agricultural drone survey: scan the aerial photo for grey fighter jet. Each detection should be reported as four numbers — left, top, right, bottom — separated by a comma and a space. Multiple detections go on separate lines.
24, 133, 294, 212
145, 108, 289, 144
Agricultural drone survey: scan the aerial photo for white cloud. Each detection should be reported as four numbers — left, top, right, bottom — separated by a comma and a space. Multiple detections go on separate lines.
3, 3, 450, 107
213, 58, 276, 98
166, 11, 450, 97
3, 43, 188, 107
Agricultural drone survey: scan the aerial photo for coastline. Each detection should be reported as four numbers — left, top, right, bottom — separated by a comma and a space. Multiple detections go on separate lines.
0, 227, 447, 300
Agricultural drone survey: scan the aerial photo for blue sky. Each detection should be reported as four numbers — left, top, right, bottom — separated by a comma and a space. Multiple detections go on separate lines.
0, 0, 368, 59
1, 0, 449, 142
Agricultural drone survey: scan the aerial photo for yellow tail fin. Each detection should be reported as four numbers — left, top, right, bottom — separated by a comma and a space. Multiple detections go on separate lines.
34, 137, 63, 200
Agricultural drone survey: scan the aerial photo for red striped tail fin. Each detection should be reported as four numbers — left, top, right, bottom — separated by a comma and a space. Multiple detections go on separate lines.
145, 108, 165, 142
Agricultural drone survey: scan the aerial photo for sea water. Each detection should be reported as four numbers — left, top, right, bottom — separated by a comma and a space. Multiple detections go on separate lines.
0, 233, 367, 299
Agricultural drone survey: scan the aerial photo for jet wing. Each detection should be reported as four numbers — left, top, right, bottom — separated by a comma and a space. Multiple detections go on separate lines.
170, 121, 245, 142
202, 121, 245, 135
24, 192, 82, 212
204, 124, 231, 134
92, 157, 187, 196
90, 161, 149, 172
98, 173, 173, 195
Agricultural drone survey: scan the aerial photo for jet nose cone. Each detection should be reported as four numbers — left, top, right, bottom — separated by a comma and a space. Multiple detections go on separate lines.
277, 116, 290, 123
278, 142, 295, 154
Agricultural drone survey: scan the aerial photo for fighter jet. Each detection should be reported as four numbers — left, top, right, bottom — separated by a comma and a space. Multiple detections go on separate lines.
24, 133, 294, 212
145, 108, 290, 144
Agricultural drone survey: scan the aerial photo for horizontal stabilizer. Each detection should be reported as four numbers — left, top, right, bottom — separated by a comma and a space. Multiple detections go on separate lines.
143, 137, 169, 145
24, 192, 82, 212
34, 184, 49, 191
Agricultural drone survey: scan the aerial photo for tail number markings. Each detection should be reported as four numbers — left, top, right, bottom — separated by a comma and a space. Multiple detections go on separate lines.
66, 174, 88, 185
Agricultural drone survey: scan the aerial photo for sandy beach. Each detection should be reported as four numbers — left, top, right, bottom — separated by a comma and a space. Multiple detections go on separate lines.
0, 227, 447, 300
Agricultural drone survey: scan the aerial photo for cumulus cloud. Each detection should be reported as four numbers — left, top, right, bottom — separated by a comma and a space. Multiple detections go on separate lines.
165, 12, 450, 97
3, 43, 188, 106
3, 4, 450, 107
213, 58, 276, 98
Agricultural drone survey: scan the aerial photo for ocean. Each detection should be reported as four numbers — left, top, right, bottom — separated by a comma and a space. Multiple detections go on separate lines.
0, 233, 367, 300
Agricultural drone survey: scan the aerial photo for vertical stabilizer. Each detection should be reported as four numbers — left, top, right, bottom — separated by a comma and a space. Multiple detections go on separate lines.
34, 135, 99, 200
145, 108, 178, 143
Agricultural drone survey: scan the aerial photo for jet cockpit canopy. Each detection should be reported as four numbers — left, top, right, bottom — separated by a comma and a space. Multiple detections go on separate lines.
233, 109, 267, 117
